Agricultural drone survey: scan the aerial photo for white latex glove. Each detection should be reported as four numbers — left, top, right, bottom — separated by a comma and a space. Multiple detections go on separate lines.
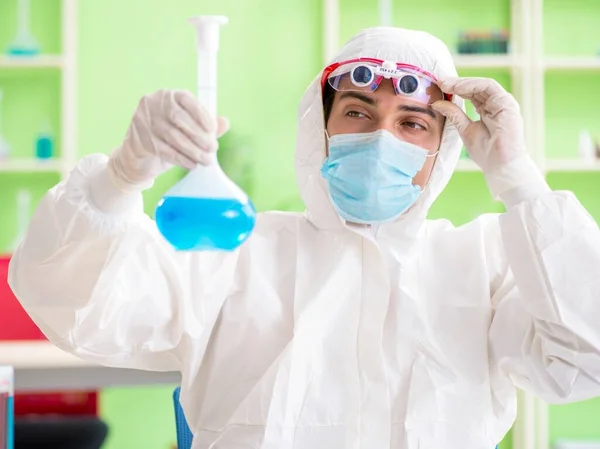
431, 77, 526, 171
108, 89, 230, 192
432, 77, 549, 203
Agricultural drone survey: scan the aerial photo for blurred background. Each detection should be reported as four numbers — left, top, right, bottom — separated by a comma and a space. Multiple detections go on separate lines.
0, 0, 599, 448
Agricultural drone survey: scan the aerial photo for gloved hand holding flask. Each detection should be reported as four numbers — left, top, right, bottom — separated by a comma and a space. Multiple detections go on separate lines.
107, 89, 230, 193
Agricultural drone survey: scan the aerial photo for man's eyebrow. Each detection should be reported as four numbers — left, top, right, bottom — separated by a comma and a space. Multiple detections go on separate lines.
398, 104, 437, 120
339, 91, 377, 106
339, 92, 438, 120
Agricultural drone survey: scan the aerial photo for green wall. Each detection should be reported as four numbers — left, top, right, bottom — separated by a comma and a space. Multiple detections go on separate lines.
1, 0, 599, 448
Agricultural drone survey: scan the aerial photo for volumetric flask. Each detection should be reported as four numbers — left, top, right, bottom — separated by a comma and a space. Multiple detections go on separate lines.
155, 16, 256, 251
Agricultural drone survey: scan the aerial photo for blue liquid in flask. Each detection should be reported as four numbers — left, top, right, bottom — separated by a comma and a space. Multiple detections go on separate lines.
155, 196, 256, 251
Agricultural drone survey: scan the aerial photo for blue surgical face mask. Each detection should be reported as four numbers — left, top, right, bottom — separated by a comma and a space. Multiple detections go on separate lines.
320, 129, 429, 224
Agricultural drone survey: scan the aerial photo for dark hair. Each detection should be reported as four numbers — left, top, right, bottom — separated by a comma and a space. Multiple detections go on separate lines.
322, 82, 335, 125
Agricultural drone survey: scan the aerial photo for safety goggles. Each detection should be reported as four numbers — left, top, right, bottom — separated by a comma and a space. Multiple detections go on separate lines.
321, 58, 452, 105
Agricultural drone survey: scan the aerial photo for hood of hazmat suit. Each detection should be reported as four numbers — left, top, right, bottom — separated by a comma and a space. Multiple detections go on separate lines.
297, 29, 463, 239
9, 27, 600, 449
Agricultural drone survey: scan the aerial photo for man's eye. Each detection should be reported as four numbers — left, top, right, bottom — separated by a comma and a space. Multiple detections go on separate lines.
403, 121, 426, 131
346, 110, 367, 118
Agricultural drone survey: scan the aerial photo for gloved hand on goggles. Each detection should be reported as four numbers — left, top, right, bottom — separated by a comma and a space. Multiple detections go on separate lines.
432, 77, 549, 203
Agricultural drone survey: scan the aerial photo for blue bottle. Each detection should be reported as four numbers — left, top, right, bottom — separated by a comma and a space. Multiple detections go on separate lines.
35, 122, 53, 160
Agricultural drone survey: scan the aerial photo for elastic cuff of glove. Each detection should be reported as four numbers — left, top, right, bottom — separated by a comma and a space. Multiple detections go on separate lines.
484, 156, 551, 206
89, 164, 144, 215
107, 153, 155, 194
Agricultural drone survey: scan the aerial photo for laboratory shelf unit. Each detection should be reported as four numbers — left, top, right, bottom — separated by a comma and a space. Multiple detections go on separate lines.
0, 0, 76, 181
532, 0, 600, 173
0, 0, 77, 254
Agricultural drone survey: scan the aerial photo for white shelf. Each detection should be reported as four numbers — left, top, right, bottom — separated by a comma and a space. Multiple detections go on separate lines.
455, 159, 481, 172
544, 56, 600, 70
544, 159, 600, 172
0, 55, 64, 69
0, 158, 64, 173
453, 54, 519, 69
455, 159, 600, 173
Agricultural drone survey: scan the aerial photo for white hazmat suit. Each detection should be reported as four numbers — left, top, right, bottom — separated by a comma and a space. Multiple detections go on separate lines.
9, 27, 600, 449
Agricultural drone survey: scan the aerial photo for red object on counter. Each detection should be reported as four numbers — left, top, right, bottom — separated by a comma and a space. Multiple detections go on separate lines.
0, 255, 45, 340
14, 392, 98, 417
